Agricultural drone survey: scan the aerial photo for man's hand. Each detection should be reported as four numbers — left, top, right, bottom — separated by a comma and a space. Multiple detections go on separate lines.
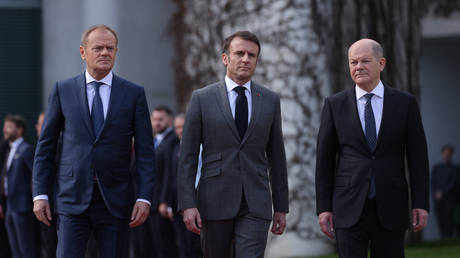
129, 201, 150, 228
158, 203, 169, 218
412, 208, 428, 232
183, 208, 201, 235
0, 206, 4, 220
318, 211, 334, 239
434, 191, 443, 201
271, 212, 286, 235
33, 199, 52, 226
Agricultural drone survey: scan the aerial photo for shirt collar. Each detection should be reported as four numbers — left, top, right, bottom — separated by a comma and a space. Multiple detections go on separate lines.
9, 137, 23, 149
155, 127, 173, 141
85, 70, 113, 87
225, 75, 251, 94
355, 80, 384, 100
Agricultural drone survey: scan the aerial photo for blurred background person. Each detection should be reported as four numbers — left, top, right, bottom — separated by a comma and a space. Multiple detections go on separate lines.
455, 158, 460, 237
150, 105, 178, 258
0, 138, 11, 258
159, 114, 201, 258
1, 115, 39, 258
431, 144, 457, 239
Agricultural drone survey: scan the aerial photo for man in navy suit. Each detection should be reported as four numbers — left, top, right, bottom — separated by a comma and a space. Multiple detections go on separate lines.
32, 24, 155, 258
1, 114, 38, 258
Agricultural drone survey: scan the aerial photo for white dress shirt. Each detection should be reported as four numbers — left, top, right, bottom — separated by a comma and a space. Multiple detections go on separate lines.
86, 70, 112, 118
34, 70, 150, 206
355, 81, 384, 136
225, 75, 252, 124
154, 127, 173, 149
4, 137, 24, 196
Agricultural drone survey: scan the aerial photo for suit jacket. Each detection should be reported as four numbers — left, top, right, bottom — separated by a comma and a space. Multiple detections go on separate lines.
160, 140, 180, 211
178, 81, 289, 221
33, 73, 155, 219
151, 129, 178, 210
431, 162, 457, 197
3, 141, 34, 213
0, 140, 8, 208
315, 85, 429, 231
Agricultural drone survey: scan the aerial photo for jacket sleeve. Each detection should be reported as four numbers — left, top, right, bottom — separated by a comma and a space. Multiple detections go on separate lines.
33, 83, 64, 197
266, 94, 289, 213
177, 91, 202, 211
315, 98, 339, 215
406, 96, 430, 211
133, 88, 156, 202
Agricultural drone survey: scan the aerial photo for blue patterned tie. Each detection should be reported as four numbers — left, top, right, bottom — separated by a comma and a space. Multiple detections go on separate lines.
364, 93, 377, 199
91, 81, 105, 136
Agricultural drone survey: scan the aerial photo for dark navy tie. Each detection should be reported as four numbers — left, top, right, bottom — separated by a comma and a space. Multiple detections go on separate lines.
364, 93, 377, 199
234, 86, 248, 140
91, 81, 105, 136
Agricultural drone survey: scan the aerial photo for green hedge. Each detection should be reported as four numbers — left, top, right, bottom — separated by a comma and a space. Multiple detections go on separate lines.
301, 238, 460, 258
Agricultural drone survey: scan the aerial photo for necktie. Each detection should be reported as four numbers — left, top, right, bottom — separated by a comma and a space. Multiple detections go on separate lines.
154, 138, 160, 149
364, 93, 377, 199
234, 86, 248, 140
91, 81, 105, 136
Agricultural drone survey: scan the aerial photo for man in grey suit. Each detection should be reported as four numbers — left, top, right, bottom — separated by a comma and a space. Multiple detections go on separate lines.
178, 31, 289, 258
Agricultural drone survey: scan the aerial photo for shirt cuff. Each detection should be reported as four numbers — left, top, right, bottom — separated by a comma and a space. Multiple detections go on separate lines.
136, 198, 151, 206
33, 195, 49, 202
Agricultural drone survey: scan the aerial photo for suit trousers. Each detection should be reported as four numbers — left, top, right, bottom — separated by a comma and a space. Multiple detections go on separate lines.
0, 215, 12, 258
335, 198, 405, 258
39, 219, 57, 258
148, 212, 177, 258
56, 184, 129, 258
172, 213, 202, 258
434, 195, 456, 238
5, 208, 39, 258
200, 197, 271, 258
129, 219, 154, 258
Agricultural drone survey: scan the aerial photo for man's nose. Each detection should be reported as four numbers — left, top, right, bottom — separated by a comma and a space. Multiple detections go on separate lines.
241, 52, 250, 61
101, 47, 109, 55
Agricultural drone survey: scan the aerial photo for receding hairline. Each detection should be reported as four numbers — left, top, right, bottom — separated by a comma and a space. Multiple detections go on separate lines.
348, 38, 384, 59
175, 113, 185, 120
80, 24, 118, 47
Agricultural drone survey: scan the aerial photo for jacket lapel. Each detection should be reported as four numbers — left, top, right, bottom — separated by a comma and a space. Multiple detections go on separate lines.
241, 82, 261, 145
347, 88, 370, 152
215, 82, 241, 141
73, 73, 95, 139
7, 142, 24, 174
95, 74, 126, 141
375, 86, 393, 151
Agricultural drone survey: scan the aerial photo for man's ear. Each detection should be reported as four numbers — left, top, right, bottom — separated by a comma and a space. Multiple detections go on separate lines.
17, 127, 24, 138
80, 45, 86, 61
379, 57, 386, 72
222, 52, 229, 66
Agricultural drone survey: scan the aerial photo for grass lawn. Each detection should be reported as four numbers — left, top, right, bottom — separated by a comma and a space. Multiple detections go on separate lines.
298, 238, 460, 258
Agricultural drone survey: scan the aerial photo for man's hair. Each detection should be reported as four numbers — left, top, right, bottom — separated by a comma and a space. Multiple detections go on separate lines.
4, 114, 26, 134
175, 113, 185, 120
348, 38, 384, 59
153, 105, 173, 117
81, 24, 118, 47
441, 144, 454, 153
222, 31, 261, 56
370, 40, 384, 58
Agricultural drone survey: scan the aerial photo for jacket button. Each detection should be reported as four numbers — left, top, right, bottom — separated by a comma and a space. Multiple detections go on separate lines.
372, 156, 376, 160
